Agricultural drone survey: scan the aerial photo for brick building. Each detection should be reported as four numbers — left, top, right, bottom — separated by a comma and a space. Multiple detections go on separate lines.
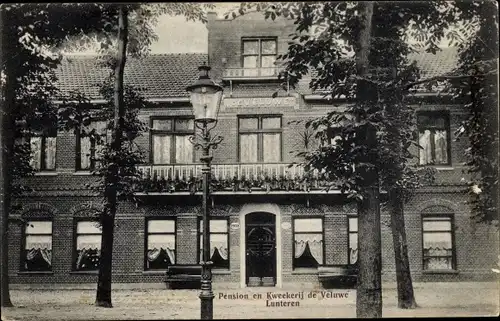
7, 12, 499, 288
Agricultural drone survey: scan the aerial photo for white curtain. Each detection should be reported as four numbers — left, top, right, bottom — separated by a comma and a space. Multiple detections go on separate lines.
148, 235, 176, 264
434, 130, 448, 164
263, 134, 281, 162
419, 130, 432, 165
153, 135, 171, 164
211, 238, 228, 261
45, 137, 57, 169
175, 135, 193, 163
294, 234, 323, 264
80, 137, 91, 169
240, 134, 258, 163
30, 137, 42, 170
423, 234, 453, 269
349, 248, 358, 264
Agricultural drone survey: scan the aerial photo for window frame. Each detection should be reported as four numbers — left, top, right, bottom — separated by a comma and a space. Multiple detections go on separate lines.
241, 37, 278, 69
144, 217, 177, 271
30, 129, 57, 172
291, 216, 325, 269
20, 218, 53, 272
347, 215, 358, 265
416, 111, 452, 166
72, 218, 102, 272
197, 217, 230, 270
237, 115, 283, 163
149, 116, 196, 165
421, 214, 456, 271
75, 119, 108, 171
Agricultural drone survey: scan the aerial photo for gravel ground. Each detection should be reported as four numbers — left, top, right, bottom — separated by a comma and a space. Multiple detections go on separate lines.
1, 282, 498, 320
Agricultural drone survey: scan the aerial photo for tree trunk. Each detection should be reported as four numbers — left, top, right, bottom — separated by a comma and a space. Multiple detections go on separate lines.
1, 10, 14, 307
95, 5, 128, 308
388, 189, 417, 309
354, 2, 382, 318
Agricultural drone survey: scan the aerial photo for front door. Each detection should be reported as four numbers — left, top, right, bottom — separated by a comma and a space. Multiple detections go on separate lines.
245, 212, 276, 287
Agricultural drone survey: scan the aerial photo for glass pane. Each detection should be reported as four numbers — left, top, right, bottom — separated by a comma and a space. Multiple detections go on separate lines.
175, 135, 194, 163
174, 119, 194, 131
423, 218, 451, 231
294, 218, 323, 232
433, 130, 448, 164
152, 119, 172, 131
418, 115, 446, 129
349, 233, 358, 249
76, 234, 101, 250
261, 55, 276, 68
153, 135, 171, 164
199, 219, 228, 233
349, 217, 358, 232
80, 136, 91, 170
423, 232, 452, 250
263, 134, 281, 162
261, 40, 277, 54
25, 235, 52, 250
239, 134, 258, 163
44, 137, 57, 170
243, 56, 258, 69
30, 136, 42, 170
239, 118, 258, 130
148, 220, 175, 233
243, 40, 259, 54
77, 221, 101, 234
26, 221, 52, 234
418, 130, 432, 165
148, 234, 175, 250
262, 117, 281, 129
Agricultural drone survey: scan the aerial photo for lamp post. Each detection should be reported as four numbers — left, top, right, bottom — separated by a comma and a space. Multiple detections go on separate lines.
186, 64, 223, 320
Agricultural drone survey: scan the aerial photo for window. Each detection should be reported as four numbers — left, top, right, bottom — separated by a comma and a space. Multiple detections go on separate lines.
151, 118, 194, 164
422, 216, 455, 270
21, 220, 52, 271
198, 219, 229, 269
242, 38, 277, 76
76, 120, 108, 170
417, 113, 450, 165
30, 129, 57, 171
348, 217, 358, 264
293, 218, 324, 268
238, 116, 282, 163
145, 219, 176, 270
74, 220, 101, 271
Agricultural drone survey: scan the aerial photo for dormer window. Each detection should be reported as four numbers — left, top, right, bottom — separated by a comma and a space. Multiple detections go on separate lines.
242, 38, 277, 77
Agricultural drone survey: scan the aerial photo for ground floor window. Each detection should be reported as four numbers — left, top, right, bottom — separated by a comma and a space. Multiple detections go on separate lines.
74, 220, 101, 271
348, 217, 358, 264
22, 220, 52, 271
199, 218, 229, 269
145, 218, 176, 270
422, 215, 455, 270
293, 218, 324, 268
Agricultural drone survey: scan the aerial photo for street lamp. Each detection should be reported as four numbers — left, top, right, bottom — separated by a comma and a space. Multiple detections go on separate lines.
186, 64, 223, 320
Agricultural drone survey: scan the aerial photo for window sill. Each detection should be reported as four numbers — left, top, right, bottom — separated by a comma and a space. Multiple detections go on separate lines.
142, 270, 166, 275
435, 167, 455, 171
34, 172, 58, 176
212, 269, 231, 275
69, 270, 99, 275
422, 270, 459, 275
292, 268, 318, 275
73, 171, 94, 176
18, 271, 54, 275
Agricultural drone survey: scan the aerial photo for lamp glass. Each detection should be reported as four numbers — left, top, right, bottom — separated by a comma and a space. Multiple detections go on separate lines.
189, 87, 223, 123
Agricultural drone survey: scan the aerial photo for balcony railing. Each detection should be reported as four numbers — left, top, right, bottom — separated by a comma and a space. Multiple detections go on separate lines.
135, 163, 337, 194
222, 67, 281, 79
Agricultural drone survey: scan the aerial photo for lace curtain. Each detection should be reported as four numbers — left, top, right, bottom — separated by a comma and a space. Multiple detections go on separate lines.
240, 134, 258, 163
423, 237, 453, 270
263, 134, 281, 162
175, 135, 193, 163
199, 238, 229, 264
75, 236, 101, 270
153, 135, 171, 164
147, 235, 176, 268
419, 129, 448, 165
25, 239, 52, 270
30, 137, 42, 170
45, 137, 57, 169
294, 234, 323, 265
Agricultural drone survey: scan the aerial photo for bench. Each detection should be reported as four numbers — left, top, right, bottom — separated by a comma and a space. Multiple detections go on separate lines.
318, 263, 358, 288
165, 264, 202, 289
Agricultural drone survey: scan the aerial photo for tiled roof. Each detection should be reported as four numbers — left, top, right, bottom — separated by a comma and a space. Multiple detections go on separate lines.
55, 53, 208, 100
408, 46, 458, 78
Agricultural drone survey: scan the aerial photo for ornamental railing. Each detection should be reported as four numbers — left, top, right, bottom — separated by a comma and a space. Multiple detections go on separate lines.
135, 163, 336, 193
222, 67, 281, 79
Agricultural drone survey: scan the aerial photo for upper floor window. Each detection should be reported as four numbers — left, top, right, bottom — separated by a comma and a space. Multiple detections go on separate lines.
151, 118, 194, 164
293, 218, 324, 269
30, 129, 57, 171
422, 215, 455, 270
238, 116, 282, 163
348, 217, 358, 264
21, 220, 52, 271
74, 220, 101, 271
145, 219, 176, 270
242, 38, 277, 76
199, 218, 229, 269
418, 113, 450, 165
76, 120, 108, 171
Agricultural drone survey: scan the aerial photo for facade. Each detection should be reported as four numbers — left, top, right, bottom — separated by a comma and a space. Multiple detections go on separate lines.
7, 12, 499, 289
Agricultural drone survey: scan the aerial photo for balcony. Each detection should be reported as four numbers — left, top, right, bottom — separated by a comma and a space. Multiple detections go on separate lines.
135, 163, 339, 195
222, 67, 281, 81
